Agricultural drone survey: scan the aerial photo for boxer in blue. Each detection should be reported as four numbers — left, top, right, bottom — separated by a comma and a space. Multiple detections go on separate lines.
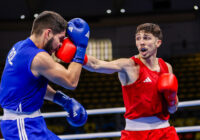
0, 11, 89, 140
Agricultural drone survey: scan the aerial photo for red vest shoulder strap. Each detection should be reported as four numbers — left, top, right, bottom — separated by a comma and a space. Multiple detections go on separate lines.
131, 56, 144, 66
158, 58, 169, 73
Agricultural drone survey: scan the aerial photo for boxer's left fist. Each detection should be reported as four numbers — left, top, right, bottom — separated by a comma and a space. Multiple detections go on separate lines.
53, 91, 87, 127
67, 18, 90, 64
158, 73, 178, 113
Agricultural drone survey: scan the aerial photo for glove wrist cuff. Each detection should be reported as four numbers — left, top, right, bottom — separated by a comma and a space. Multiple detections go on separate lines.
72, 46, 86, 64
53, 91, 70, 107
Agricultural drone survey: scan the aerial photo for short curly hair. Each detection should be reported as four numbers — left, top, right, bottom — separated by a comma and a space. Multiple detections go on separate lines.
136, 23, 163, 40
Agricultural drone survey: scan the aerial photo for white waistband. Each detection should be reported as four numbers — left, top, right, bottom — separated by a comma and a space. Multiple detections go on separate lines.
125, 116, 170, 131
2, 109, 42, 120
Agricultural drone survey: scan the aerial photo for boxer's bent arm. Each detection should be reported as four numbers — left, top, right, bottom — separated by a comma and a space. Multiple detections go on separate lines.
31, 52, 82, 90
83, 55, 130, 74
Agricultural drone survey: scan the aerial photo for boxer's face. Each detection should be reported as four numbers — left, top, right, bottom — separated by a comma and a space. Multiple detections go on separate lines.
44, 30, 66, 55
135, 30, 161, 59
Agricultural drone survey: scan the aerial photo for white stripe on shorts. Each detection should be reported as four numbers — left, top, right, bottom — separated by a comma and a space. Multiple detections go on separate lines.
17, 118, 28, 140
17, 118, 23, 140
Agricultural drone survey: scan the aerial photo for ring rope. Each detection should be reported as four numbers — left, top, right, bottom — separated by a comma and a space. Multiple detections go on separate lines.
0, 100, 199, 120
43, 99, 200, 117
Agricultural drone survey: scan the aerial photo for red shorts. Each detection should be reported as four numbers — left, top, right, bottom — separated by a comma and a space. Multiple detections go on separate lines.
120, 126, 179, 140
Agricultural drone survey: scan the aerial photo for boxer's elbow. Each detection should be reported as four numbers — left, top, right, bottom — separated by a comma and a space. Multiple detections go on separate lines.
53, 75, 78, 90
66, 79, 79, 90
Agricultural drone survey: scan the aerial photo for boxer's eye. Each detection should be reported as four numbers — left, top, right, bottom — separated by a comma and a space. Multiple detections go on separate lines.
143, 36, 151, 40
136, 36, 141, 41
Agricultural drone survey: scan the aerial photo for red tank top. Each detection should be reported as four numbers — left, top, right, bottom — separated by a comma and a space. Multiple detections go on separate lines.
122, 56, 170, 120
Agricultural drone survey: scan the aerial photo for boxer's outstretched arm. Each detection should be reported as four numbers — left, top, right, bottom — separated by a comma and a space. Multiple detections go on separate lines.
83, 55, 132, 74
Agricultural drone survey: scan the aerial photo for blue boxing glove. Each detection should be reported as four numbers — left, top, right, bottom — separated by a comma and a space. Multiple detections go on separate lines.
67, 18, 90, 64
53, 91, 87, 127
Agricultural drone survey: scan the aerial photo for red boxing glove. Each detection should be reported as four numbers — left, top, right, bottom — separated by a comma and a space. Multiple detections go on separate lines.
56, 38, 88, 64
56, 38, 76, 63
157, 73, 178, 106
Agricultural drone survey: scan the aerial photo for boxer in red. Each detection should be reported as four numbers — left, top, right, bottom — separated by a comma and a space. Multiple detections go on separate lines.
82, 23, 179, 140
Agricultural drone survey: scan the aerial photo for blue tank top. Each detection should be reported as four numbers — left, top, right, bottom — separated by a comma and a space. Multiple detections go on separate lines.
0, 38, 48, 113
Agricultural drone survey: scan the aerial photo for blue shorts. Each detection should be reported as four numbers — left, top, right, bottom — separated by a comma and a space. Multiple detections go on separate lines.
1, 110, 61, 140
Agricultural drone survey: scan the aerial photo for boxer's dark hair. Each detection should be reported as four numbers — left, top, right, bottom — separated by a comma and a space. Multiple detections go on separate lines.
31, 11, 67, 36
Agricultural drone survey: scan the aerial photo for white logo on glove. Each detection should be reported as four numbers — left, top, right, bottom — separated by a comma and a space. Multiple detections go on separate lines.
73, 111, 78, 117
85, 31, 90, 38
65, 111, 78, 118
68, 26, 73, 32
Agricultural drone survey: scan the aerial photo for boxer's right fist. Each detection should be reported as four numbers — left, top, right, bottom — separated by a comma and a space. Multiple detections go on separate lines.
53, 91, 88, 127
67, 18, 90, 64
55, 38, 76, 63
158, 73, 178, 107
